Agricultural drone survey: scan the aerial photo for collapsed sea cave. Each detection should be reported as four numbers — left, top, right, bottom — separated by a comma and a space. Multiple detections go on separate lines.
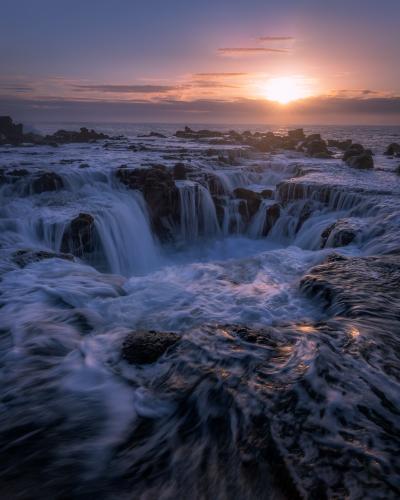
0, 121, 400, 499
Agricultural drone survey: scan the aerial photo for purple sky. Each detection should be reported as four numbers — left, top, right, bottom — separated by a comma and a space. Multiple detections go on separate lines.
1, 0, 399, 124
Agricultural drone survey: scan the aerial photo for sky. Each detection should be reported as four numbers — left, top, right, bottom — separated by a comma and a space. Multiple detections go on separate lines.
1, 0, 400, 125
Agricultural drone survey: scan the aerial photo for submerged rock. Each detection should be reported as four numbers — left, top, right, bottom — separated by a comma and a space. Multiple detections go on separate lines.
32, 172, 64, 193
122, 330, 180, 364
320, 220, 358, 248
12, 249, 74, 268
61, 213, 97, 257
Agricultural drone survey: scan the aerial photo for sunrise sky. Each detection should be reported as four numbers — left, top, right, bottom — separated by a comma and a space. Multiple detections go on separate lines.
1, 0, 400, 124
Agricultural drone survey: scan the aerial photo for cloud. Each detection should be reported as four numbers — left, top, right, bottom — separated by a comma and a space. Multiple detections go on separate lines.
0, 84, 33, 93
72, 84, 177, 93
218, 47, 288, 56
193, 72, 248, 78
258, 36, 295, 41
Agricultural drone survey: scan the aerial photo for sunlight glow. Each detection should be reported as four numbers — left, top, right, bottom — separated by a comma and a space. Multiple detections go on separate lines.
263, 76, 312, 104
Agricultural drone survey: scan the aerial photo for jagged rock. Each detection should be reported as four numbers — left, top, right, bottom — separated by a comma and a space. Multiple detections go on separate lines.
138, 132, 166, 138
347, 152, 374, 169
288, 128, 306, 141
61, 213, 97, 257
261, 189, 274, 198
12, 249, 74, 268
116, 165, 179, 240
121, 330, 180, 364
327, 139, 352, 150
32, 172, 64, 193
320, 220, 357, 248
384, 143, 400, 156
175, 127, 223, 140
45, 127, 109, 144
233, 188, 261, 218
342, 143, 364, 161
173, 163, 190, 180
0, 116, 24, 145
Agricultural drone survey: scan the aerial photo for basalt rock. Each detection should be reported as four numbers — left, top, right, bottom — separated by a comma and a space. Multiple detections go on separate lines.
61, 213, 97, 257
384, 143, 400, 157
116, 165, 180, 240
342, 143, 365, 161
45, 127, 109, 144
121, 330, 180, 365
233, 188, 262, 219
347, 152, 374, 169
0, 116, 24, 145
327, 139, 352, 150
12, 249, 74, 268
320, 220, 358, 248
32, 172, 64, 194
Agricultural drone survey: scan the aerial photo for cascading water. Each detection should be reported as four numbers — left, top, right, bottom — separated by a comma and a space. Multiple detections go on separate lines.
1, 124, 400, 499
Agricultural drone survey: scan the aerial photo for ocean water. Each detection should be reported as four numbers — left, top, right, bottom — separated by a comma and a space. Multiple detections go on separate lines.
0, 124, 399, 498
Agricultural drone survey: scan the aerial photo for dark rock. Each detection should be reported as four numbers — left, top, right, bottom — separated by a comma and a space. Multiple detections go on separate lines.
233, 188, 262, 218
0, 116, 24, 145
121, 330, 180, 364
295, 201, 314, 232
305, 139, 331, 158
327, 139, 352, 150
138, 132, 166, 139
260, 189, 274, 198
342, 143, 364, 162
116, 165, 180, 240
384, 143, 400, 156
32, 172, 64, 194
264, 203, 281, 235
7, 168, 29, 177
173, 163, 190, 180
45, 127, 109, 144
287, 128, 305, 141
347, 152, 374, 169
12, 249, 74, 268
320, 220, 357, 248
79, 163, 90, 169
61, 213, 97, 257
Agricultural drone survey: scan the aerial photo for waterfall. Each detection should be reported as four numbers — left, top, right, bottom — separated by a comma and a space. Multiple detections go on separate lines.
176, 180, 220, 241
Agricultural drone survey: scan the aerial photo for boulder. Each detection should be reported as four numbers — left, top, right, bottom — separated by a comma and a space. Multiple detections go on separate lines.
32, 172, 64, 194
327, 139, 352, 150
287, 128, 305, 142
305, 139, 331, 158
121, 330, 180, 364
260, 189, 274, 199
384, 143, 400, 157
342, 143, 364, 162
61, 213, 97, 257
173, 163, 190, 180
0, 116, 24, 144
12, 249, 74, 268
45, 127, 109, 144
233, 188, 262, 218
347, 152, 374, 169
320, 220, 357, 248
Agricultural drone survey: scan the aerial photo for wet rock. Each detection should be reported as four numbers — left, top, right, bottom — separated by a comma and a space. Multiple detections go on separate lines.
305, 139, 331, 158
287, 128, 305, 142
79, 163, 90, 168
327, 139, 352, 150
347, 152, 374, 169
261, 188, 274, 199
121, 330, 180, 364
300, 254, 400, 320
45, 127, 109, 144
173, 162, 190, 180
0, 116, 24, 145
32, 172, 64, 193
116, 165, 180, 240
295, 201, 314, 232
233, 188, 262, 218
7, 168, 29, 177
396, 165, 400, 175
320, 220, 357, 248
61, 213, 97, 257
175, 127, 223, 140
263, 203, 281, 235
384, 143, 400, 157
12, 249, 74, 268
342, 143, 364, 162
138, 132, 166, 139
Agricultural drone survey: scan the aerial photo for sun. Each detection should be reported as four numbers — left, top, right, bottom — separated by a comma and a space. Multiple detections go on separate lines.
263, 76, 311, 104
